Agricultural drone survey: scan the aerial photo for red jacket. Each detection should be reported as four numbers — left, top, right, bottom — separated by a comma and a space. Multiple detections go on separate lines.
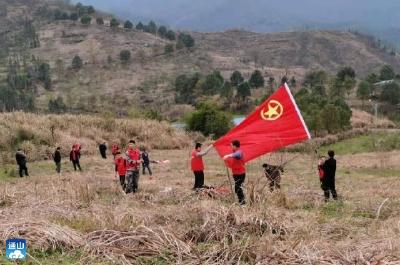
126, 148, 141, 171
115, 156, 127, 176
226, 150, 246, 175
191, 150, 204, 171
69, 149, 80, 161
112, 144, 119, 156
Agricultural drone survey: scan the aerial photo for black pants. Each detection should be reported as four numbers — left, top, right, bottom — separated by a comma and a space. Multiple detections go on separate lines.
72, 160, 82, 171
142, 164, 152, 175
233, 174, 246, 204
126, 170, 139, 194
100, 152, 107, 159
193, 171, 204, 189
119, 175, 126, 190
55, 162, 61, 173
18, 164, 29, 177
321, 177, 337, 201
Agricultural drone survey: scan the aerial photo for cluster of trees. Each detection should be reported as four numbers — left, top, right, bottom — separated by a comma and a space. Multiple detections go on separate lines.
185, 101, 233, 138
357, 65, 400, 107
69, 51, 134, 68
7, 55, 52, 91
48, 96, 67, 113
18, 20, 40, 49
296, 89, 352, 135
0, 55, 52, 111
135, 21, 177, 41
37, 2, 194, 54
297, 67, 355, 135
53, 2, 95, 22
175, 70, 266, 111
183, 67, 355, 137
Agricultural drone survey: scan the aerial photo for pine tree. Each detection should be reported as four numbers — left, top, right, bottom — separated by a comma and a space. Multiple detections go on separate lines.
158, 26, 167, 38
124, 20, 133, 29
249, 70, 264, 88
110, 18, 119, 28
230, 71, 244, 87
136, 22, 144, 30
165, 30, 176, 41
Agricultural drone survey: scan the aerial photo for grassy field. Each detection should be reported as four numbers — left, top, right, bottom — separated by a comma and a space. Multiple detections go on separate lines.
0, 144, 399, 264
319, 132, 400, 155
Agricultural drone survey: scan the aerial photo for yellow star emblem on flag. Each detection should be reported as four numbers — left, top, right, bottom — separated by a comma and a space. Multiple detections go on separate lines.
260, 100, 284, 121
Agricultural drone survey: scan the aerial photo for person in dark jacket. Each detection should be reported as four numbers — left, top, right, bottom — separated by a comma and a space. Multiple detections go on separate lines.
53, 147, 62, 174
141, 147, 152, 176
99, 142, 107, 159
262, 163, 283, 192
70, 144, 82, 171
15, 149, 29, 178
321, 150, 337, 201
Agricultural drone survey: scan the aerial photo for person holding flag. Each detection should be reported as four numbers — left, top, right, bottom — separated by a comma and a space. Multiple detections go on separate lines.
190, 142, 213, 190
223, 140, 246, 205
214, 83, 311, 200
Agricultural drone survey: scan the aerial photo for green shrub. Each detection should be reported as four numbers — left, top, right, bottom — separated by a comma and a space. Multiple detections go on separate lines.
119, 50, 131, 64
185, 101, 232, 138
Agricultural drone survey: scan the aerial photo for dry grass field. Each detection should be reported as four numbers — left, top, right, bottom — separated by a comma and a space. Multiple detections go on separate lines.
0, 112, 192, 164
0, 143, 399, 264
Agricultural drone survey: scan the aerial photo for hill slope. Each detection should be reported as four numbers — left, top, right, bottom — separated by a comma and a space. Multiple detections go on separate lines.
75, 0, 400, 48
1, 0, 400, 117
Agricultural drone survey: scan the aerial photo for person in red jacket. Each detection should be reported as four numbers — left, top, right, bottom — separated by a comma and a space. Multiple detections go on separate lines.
69, 144, 82, 171
191, 143, 213, 189
125, 140, 142, 194
114, 151, 127, 191
223, 140, 246, 205
112, 144, 120, 158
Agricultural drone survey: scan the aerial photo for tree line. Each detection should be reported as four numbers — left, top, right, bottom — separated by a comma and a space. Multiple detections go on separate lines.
183, 67, 366, 137
36, 2, 195, 52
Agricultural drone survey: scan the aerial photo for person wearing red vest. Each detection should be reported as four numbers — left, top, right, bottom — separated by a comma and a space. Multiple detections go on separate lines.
191, 143, 213, 189
125, 140, 142, 194
69, 144, 82, 171
114, 151, 127, 191
112, 144, 120, 158
223, 140, 246, 205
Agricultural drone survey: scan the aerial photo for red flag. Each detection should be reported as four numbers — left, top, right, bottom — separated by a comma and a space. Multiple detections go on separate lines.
214, 84, 311, 163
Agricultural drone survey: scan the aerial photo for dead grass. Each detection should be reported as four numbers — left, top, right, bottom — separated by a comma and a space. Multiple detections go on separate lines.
0, 148, 399, 264
0, 112, 191, 163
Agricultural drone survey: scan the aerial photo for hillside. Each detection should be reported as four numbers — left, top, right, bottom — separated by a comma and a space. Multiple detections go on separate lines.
1, 0, 400, 118
74, 0, 400, 44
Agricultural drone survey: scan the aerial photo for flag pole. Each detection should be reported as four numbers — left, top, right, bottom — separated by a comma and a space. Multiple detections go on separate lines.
225, 166, 235, 200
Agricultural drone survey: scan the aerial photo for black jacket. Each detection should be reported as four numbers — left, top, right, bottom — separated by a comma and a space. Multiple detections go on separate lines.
99, 144, 107, 154
53, 150, 61, 163
142, 151, 150, 165
323, 157, 336, 180
15, 151, 27, 165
